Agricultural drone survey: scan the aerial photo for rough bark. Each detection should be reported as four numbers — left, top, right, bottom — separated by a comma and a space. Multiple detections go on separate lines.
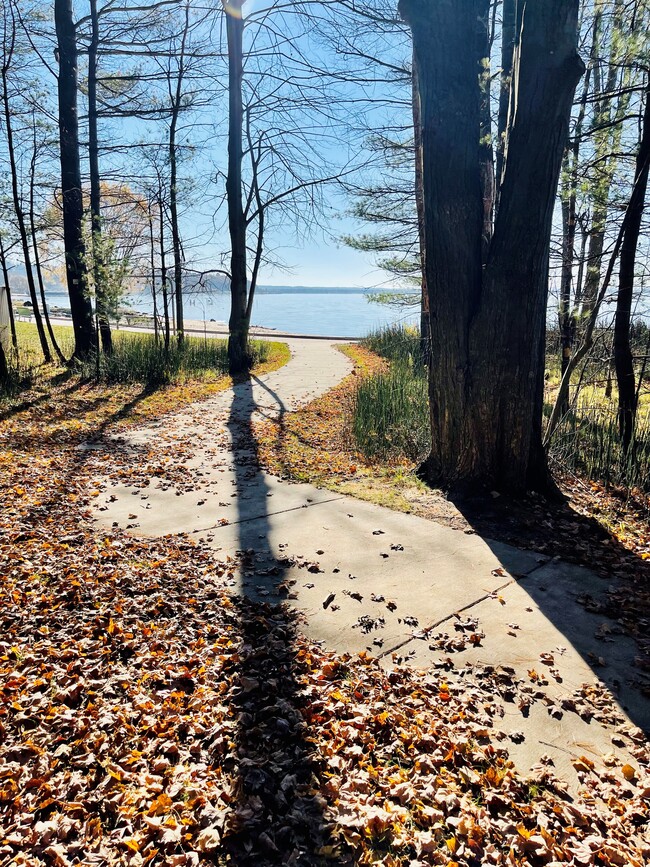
88, 0, 112, 355
614, 80, 650, 452
225, 0, 249, 374
400, 0, 583, 494
55, 0, 95, 359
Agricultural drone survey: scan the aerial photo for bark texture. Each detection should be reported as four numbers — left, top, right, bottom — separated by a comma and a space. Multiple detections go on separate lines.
614, 80, 650, 451
400, 0, 583, 494
88, 0, 112, 355
55, 0, 95, 359
225, 0, 249, 374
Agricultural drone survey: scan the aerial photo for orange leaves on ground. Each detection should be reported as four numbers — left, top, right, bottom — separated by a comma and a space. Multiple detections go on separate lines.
254, 345, 387, 484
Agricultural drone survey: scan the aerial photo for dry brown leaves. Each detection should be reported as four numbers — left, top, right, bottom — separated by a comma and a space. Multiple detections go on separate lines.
253, 345, 387, 483
1, 376, 649, 866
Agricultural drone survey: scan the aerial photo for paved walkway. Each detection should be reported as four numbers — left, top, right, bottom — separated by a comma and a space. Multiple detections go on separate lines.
90, 337, 649, 790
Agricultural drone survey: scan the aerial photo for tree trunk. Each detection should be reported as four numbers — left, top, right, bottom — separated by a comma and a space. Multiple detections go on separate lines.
88, 0, 113, 355
411, 49, 430, 365
494, 0, 520, 205
614, 79, 650, 452
54, 0, 95, 360
148, 203, 159, 343
168, 2, 190, 349
0, 233, 18, 353
400, 0, 583, 495
158, 197, 170, 352
224, 0, 249, 374
1, 20, 51, 362
0, 330, 8, 385
29, 121, 66, 364
558, 49, 591, 412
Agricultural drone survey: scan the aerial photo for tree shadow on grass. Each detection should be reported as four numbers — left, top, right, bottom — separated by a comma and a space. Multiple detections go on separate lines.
223, 375, 347, 866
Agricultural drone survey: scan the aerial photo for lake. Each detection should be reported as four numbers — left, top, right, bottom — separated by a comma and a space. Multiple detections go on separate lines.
30, 287, 419, 339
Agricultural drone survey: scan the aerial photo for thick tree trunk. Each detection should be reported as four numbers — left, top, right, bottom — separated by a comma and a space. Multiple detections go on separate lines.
225, 0, 249, 374
88, 0, 112, 355
55, 0, 95, 360
400, 0, 583, 494
1, 31, 51, 362
614, 80, 650, 452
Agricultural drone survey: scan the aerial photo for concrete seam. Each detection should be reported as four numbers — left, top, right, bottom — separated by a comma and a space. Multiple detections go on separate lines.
378, 578, 516, 660
187, 495, 346, 536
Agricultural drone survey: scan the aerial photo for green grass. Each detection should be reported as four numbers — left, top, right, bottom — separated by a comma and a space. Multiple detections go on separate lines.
4, 322, 272, 390
356, 323, 650, 494
352, 360, 429, 462
77, 332, 270, 386
547, 400, 650, 491
353, 325, 429, 462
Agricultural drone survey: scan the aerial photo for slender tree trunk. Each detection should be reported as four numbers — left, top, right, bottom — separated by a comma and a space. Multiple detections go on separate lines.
400, 0, 583, 494
478, 8, 494, 257
614, 79, 650, 452
558, 51, 591, 412
29, 122, 66, 364
1, 20, 51, 362
495, 0, 518, 206
159, 198, 170, 352
412, 51, 430, 364
54, 0, 95, 360
0, 234, 18, 353
88, 0, 112, 355
224, 0, 249, 374
0, 331, 8, 385
168, 2, 190, 348
148, 203, 159, 343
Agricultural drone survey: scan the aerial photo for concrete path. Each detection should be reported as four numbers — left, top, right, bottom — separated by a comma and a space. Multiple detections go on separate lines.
90, 337, 649, 790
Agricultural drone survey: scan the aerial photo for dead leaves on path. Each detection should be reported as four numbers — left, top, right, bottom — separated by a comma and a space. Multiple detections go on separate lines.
253, 345, 387, 484
1, 377, 649, 866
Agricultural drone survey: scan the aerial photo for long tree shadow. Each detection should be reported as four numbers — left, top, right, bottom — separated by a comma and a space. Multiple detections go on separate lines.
18, 384, 157, 529
448, 487, 650, 736
223, 375, 347, 866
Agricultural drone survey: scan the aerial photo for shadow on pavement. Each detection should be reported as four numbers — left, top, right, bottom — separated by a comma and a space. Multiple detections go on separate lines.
450, 490, 650, 737
223, 375, 346, 866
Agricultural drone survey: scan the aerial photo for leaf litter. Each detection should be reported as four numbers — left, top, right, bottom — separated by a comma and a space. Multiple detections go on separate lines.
0, 378, 649, 865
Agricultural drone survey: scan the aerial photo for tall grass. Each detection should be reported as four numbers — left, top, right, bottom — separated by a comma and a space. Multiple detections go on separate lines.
547, 401, 650, 492
364, 323, 425, 370
355, 324, 650, 493
76, 332, 270, 385
2, 323, 271, 392
352, 325, 429, 462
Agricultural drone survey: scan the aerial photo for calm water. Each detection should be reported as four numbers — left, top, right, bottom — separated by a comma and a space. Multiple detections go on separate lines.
35, 288, 418, 338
